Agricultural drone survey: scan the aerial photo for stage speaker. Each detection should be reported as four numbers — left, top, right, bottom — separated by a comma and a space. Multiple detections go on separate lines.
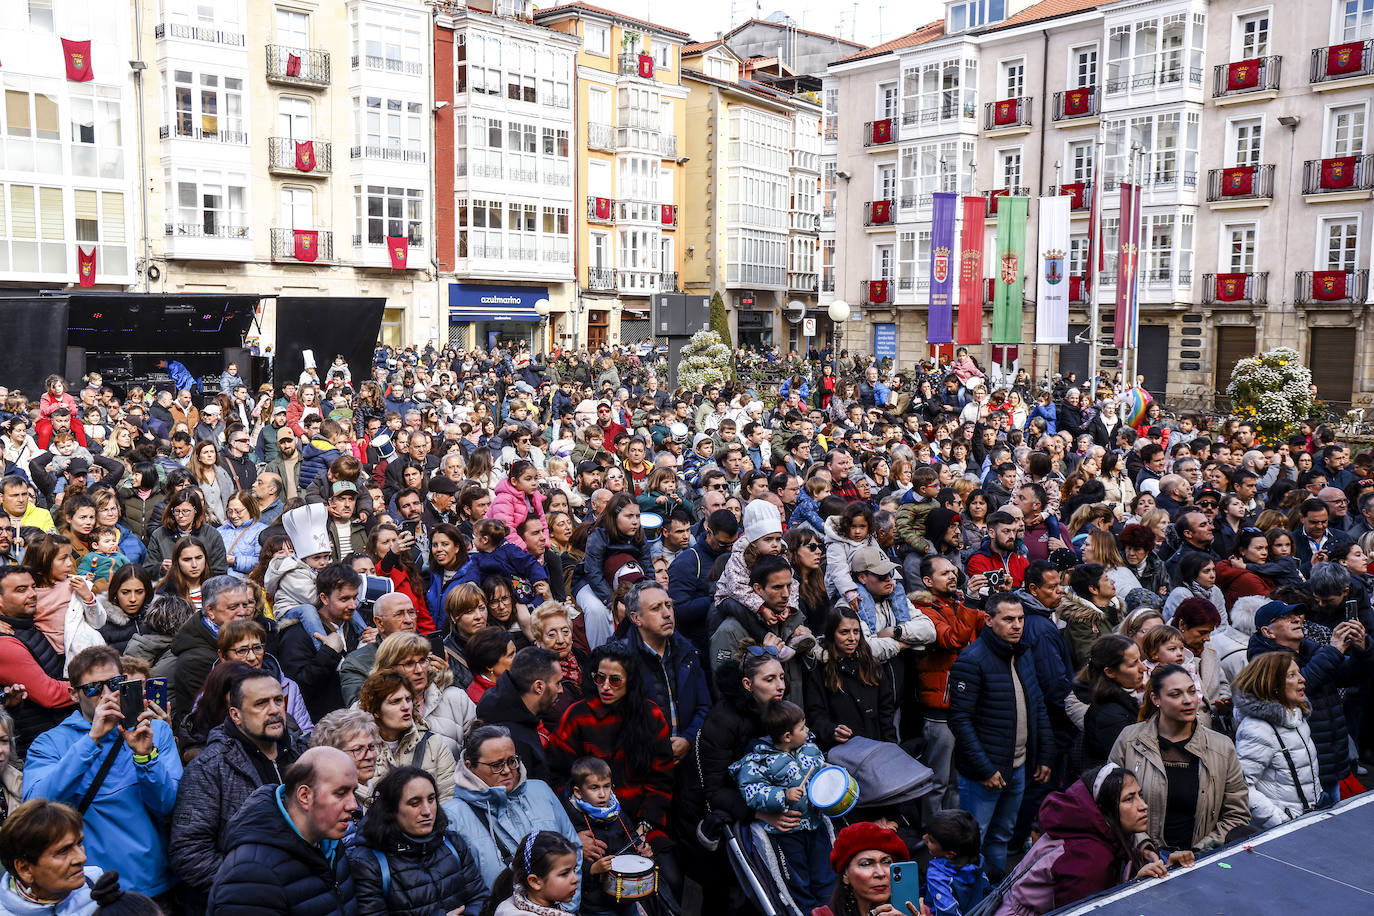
222, 348, 251, 371
0, 298, 69, 398
66, 347, 87, 386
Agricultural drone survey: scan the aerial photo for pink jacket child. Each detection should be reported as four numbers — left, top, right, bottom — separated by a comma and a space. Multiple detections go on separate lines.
488, 467, 548, 548
36, 380, 87, 449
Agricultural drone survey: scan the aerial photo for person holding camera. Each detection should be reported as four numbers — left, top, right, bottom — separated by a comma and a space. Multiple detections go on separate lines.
966, 512, 1028, 591
22, 645, 183, 898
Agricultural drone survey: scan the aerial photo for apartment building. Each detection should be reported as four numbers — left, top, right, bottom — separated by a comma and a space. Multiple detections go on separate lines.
533, 2, 688, 351
0, 1, 137, 294
431, 1, 579, 353
1194, 0, 1374, 406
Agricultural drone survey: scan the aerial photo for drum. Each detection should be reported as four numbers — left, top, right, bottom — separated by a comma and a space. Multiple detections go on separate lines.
641, 511, 664, 541
808, 764, 860, 817
603, 854, 657, 900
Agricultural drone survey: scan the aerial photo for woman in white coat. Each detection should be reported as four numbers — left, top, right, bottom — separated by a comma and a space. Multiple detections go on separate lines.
1232, 652, 1324, 829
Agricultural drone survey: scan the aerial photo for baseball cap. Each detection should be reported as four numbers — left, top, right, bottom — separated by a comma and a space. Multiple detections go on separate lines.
576, 460, 601, 476
850, 546, 899, 577
66, 458, 91, 476
603, 554, 646, 590
1254, 600, 1305, 631
331, 480, 359, 496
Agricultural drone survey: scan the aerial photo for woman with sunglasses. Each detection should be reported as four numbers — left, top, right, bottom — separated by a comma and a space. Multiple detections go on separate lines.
785, 527, 829, 632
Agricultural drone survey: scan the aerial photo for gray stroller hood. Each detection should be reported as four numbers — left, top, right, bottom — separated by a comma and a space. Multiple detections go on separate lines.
825, 735, 934, 806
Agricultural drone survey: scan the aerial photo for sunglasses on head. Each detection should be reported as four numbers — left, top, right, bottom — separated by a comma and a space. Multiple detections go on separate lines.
745, 645, 781, 658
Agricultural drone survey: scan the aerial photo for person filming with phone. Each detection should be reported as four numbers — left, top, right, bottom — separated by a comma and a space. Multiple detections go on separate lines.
21, 644, 183, 899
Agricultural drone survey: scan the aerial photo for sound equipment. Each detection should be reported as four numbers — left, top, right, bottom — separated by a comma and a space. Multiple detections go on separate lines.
65, 346, 87, 386
0, 297, 70, 398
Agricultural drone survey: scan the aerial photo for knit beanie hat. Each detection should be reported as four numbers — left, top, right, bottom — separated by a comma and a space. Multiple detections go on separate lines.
829, 822, 909, 875
925, 507, 960, 550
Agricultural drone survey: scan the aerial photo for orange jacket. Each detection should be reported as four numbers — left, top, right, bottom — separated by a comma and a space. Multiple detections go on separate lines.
910, 589, 984, 710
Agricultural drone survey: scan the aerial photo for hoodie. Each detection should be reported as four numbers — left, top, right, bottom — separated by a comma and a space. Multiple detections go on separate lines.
266, 554, 318, 611
298, 436, 341, 492
925, 855, 991, 916
823, 515, 880, 602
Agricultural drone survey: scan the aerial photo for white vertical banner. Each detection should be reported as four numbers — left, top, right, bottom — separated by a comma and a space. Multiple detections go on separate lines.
1034, 195, 1072, 344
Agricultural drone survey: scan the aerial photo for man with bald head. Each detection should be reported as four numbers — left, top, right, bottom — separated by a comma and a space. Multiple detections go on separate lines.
339, 591, 418, 705
1319, 485, 1358, 535
209, 746, 360, 914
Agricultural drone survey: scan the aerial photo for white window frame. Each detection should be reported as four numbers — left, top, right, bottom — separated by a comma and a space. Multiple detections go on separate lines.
1223, 222, 1257, 272
1235, 9, 1271, 58
1326, 102, 1369, 157
1001, 58, 1026, 98
585, 22, 609, 57
1229, 117, 1263, 167
1070, 44, 1098, 88
1318, 214, 1361, 271
1339, 0, 1374, 43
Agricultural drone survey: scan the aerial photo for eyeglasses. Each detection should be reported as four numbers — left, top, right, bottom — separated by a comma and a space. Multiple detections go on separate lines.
76, 674, 125, 698
229, 643, 265, 659
478, 755, 521, 774
798, 542, 822, 551
744, 645, 781, 658
1196, 501, 1218, 509
592, 671, 626, 686
707, 482, 729, 491
344, 741, 380, 759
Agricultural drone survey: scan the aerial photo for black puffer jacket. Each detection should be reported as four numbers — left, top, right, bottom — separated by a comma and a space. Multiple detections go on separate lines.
346, 828, 488, 916
948, 625, 1053, 782
804, 655, 897, 750
680, 661, 771, 824
1081, 683, 1140, 770
207, 784, 358, 916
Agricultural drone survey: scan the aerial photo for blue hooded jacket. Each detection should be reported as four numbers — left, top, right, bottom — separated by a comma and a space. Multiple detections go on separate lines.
924, 855, 991, 916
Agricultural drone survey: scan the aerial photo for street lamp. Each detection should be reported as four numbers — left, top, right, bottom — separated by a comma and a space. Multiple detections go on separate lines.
828, 299, 850, 380
534, 298, 551, 355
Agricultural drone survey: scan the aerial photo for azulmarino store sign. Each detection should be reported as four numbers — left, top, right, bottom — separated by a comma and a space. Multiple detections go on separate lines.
448, 283, 549, 323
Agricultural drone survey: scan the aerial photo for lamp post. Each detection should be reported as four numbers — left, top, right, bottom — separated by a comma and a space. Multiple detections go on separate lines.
828, 299, 850, 381
534, 297, 551, 354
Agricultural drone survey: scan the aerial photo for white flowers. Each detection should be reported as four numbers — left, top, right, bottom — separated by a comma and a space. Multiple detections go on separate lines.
678, 330, 733, 389
1226, 346, 1314, 439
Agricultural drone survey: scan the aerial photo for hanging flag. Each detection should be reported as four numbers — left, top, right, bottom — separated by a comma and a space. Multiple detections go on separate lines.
956, 195, 986, 345
295, 140, 316, 172
1321, 156, 1357, 189
926, 192, 957, 344
1123, 183, 1144, 348
870, 200, 891, 223
1059, 182, 1087, 209
661, 204, 675, 225
871, 118, 893, 144
293, 229, 318, 262
1069, 276, 1084, 302
594, 197, 611, 219
1035, 196, 1072, 344
1227, 58, 1261, 90
286, 52, 302, 77
867, 280, 889, 304
61, 38, 94, 82
1085, 174, 1102, 294
638, 54, 655, 79
1221, 165, 1253, 196
76, 245, 96, 287
992, 195, 1027, 344
1214, 273, 1248, 302
1062, 87, 1092, 117
1113, 183, 1137, 347
993, 98, 1019, 126
1312, 270, 1348, 301
386, 236, 408, 270
987, 188, 1009, 215
1327, 41, 1365, 76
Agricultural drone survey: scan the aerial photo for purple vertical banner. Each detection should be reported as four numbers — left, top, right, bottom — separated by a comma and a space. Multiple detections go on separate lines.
1113, 182, 1135, 348
927, 191, 957, 343
1127, 183, 1143, 348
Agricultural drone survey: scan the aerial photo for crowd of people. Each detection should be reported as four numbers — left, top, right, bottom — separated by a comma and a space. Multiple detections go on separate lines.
0, 340, 1370, 916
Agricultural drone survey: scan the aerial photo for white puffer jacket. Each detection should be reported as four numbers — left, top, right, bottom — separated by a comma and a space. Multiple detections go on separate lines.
1234, 691, 1323, 829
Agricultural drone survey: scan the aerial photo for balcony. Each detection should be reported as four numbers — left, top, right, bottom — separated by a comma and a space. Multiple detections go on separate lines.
1049, 183, 1092, 212
268, 138, 331, 177
726, 263, 786, 288
1051, 87, 1098, 122
541, 248, 571, 264
864, 280, 893, 306
154, 22, 244, 46
1202, 271, 1267, 305
1212, 56, 1281, 102
349, 54, 424, 76
1310, 40, 1374, 86
1296, 269, 1370, 304
1106, 67, 1204, 93
1145, 267, 1191, 287
899, 101, 975, 126
349, 146, 425, 163
618, 52, 656, 80
1206, 164, 1274, 205
352, 234, 423, 250
587, 267, 614, 291
863, 199, 895, 227
164, 222, 249, 240
270, 228, 333, 264
659, 133, 678, 158
788, 273, 818, 292
984, 188, 1029, 216
1069, 276, 1086, 303
615, 269, 665, 293
587, 196, 615, 224
1302, 155, 1374, 198
159, 124, 247, 145
265, 46, 330, 88
659, 271, 679, 291
984, 97, 1032, 134
587, 122, 615, 152
863, 118, 898, 148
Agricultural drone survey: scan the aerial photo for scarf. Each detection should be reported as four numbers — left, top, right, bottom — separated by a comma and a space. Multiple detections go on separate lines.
560, 652, 582, 690
571, 790, 622, 822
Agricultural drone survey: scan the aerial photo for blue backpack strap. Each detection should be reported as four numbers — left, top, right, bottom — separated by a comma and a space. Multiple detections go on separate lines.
443, 837, 461, 862
371, 848, 390, 897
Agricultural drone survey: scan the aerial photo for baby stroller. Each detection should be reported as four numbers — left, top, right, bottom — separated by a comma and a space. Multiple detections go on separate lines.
719, 818, 835, 916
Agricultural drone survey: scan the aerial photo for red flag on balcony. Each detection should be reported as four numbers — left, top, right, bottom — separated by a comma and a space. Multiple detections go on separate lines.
1221, 166, 1253, 196
993, 98, 1019, 125
386, 236, 408, 270
61, 39, 93, 82
295, 140, 316, 172
1069, 275, 1084, 301
661, 204, 675, 225
870, 200, 891, 223
594, 197, 611, 220
871, 118, 893, 144
1062, 87, 1092, 116
1313, 270, 1348, 301
1227, 58, 1261, 89
1214, 273, 1247, 302
638, 54, 654, 79
1328, 41, 1365, 75
985, 278, 996, 302
76, 245, 96, 287
1321, 156, 1357, 189
1059, 182, 1086, 209
868, 280, 888, 304
293, 230, 318, 262
988, 188, 1009, 215
286, 53, 302, 77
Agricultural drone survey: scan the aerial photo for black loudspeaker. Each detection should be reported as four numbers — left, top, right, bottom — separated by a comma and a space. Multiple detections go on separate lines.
66, 347, 87, 386
275, 297, 386, 389
0, 298, 70, 398
222, 347, 251, 371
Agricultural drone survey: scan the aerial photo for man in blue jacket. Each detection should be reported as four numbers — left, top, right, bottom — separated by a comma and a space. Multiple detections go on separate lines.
613, 580, 712, 758
23, 645, 183, 897
667, 508, 739, 661
947, 592, 1053, 880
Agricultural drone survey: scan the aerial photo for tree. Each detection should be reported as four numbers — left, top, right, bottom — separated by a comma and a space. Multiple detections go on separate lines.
709, 291, 730, 345
1225, 346, 1316, 445
677, 330, 733, 391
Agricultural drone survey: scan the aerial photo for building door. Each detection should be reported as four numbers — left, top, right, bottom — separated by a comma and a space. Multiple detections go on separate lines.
1215, 326, 1257, 399
1136, 325, 1170, 400
1310, 328, 1356, 406
587, 309, 608, 350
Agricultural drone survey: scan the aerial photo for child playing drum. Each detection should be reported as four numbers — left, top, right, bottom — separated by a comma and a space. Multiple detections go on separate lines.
564, 756, 659, 916
729, 700, 837, 911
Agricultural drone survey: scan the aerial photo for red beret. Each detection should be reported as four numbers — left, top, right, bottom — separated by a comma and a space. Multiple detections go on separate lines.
829, 822, 909, 875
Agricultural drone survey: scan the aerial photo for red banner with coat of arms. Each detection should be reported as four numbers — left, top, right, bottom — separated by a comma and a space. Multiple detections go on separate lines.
1328, 42, 1365, 76
293, 230, 318, 262
1221, 166, 1254, 196
1062, 87, 1092, 116
61, 38, 94, 82
993, 98, 1019, 126
1227, 58, 1261, 90
871, 118, 893, 144
1214, 273, 1247, 302
295, 140, 316, 172
594, 197, 611, 220
1321, 156, 1357, 190
386, 237, 408, 270
869, 200, 891, 224
868, 280, 889, 304
638, 54, 654, 79
661, 204, 675, 226
1059, 182, 1086, 209
76, 245, 96, 287
1312, 271, 1348, 301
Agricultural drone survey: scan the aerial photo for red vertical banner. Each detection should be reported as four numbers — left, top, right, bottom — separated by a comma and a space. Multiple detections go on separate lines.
638, 54, 654, 78
660, 204, 675, 225
956, 195, 986, 345
286, 53, 302, 76
1113, 183, 1136, 347
594, 197, 611, 220
61, 39, 94, 82
1085, 174, 1101, 293
293, 229, 318, 262
295, 140, 316, 171
386, 236, 408, 270
76, 245, 96, 287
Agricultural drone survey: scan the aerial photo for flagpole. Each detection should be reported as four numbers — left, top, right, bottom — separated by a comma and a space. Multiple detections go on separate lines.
1088, 138, 1103, 387
1127, 145, 1145, 391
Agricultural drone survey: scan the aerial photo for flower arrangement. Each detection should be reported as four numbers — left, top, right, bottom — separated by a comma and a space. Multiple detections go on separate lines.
1225, 346, 1315, 443
676, 330, 733, 390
